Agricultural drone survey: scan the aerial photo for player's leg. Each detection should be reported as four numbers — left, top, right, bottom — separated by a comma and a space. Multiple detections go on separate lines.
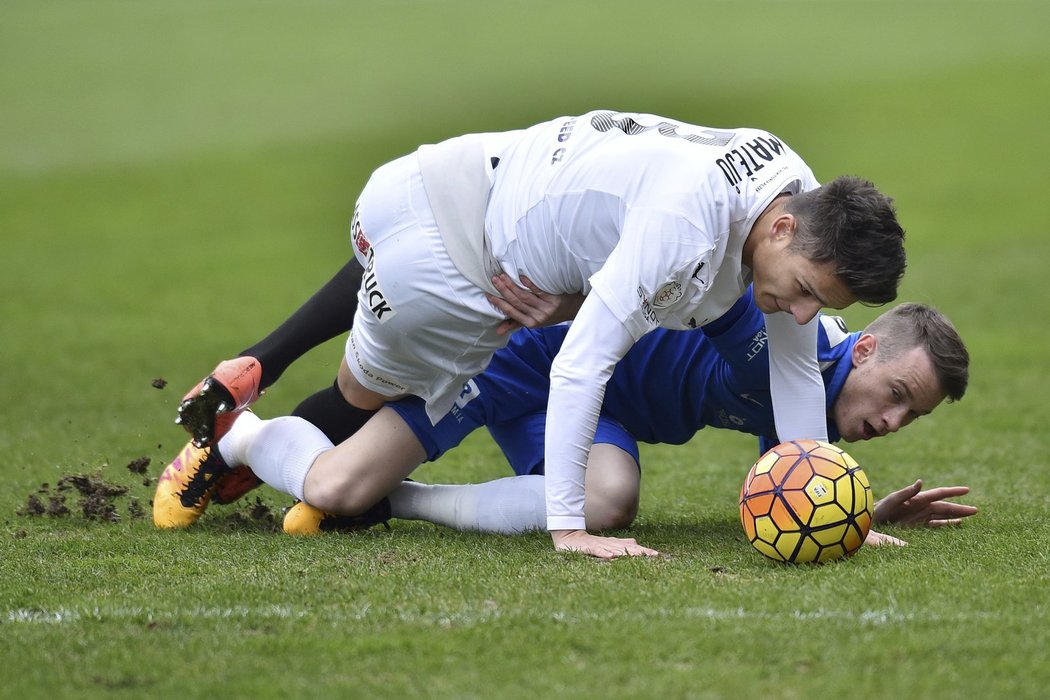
155, 301, 381, 529
201, 364, 384, 511
240, 257, 364, 390
580, 443, 640, 531
215, 406, 422, 510
153, 379, 382, 529
176, 258, 365, 448
387, 414, 641, 534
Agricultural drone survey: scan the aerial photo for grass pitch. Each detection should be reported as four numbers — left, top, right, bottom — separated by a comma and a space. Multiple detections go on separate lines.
2, 1, 1049, 698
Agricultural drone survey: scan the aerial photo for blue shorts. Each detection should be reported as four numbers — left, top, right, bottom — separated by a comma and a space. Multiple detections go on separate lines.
388, 324, 640, 475
486, 411, 640, 476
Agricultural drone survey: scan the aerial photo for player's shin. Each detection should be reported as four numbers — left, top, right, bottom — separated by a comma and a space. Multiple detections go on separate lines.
388, 475, 546, 534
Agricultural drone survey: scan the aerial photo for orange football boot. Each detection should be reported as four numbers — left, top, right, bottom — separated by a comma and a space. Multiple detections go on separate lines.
176, 356, 262, 448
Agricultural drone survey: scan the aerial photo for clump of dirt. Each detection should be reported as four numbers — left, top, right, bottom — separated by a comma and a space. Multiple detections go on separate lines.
127, 497, 145, 520
18, 458, 283, 532
18, 483, 72, 518
126, 457, 151, 474
151, 378, 168, 389
211, 497, 280, 533
57, 473, 128, 522
19, 473, 133, 523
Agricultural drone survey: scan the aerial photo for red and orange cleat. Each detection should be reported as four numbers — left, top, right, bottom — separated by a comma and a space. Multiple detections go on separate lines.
176, 356, 263, 448
213, 464, 263, 505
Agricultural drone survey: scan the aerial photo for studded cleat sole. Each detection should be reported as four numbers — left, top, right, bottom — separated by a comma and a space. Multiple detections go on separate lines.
176, 356, 262, 448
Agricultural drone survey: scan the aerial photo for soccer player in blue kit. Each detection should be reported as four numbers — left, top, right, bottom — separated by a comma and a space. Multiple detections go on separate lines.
166, 110, 910, 559
163, 287, 973, 545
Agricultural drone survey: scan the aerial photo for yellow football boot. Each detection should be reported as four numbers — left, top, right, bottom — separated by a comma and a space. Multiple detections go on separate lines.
282, 500, 391, 536
152, 441, 228, 529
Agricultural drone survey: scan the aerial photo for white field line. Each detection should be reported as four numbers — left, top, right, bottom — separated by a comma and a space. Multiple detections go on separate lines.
4, 605, 1001, 627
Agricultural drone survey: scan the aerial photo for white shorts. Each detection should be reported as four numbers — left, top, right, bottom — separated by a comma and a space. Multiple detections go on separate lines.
346, 153, 509, 424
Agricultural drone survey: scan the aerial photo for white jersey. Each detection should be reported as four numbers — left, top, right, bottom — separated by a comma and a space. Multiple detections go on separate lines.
468, 111, 823, 531
407, 111, 826, 531
482, 111, 818, 338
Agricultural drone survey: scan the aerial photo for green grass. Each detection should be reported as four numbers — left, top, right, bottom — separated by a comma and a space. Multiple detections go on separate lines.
3, 1, 1050, 697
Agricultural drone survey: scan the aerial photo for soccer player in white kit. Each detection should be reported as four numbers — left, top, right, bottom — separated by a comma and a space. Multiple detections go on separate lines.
183, 110, 907, 559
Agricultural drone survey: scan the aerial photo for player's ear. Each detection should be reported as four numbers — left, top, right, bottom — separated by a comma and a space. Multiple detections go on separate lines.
852, 333, 877, 366
770, 212, 797, 245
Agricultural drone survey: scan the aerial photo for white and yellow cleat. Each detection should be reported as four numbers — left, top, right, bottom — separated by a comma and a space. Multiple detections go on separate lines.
152, 440, 229, 529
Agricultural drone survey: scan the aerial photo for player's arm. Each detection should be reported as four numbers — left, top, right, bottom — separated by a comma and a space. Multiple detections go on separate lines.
698, 287, 766, 372
763, 312, 828, 442
544, 294, 658, 559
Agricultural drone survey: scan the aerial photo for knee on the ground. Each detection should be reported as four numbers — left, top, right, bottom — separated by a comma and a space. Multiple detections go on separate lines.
584, 489, 639, 531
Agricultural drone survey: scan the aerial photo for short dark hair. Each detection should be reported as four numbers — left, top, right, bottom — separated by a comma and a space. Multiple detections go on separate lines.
786, 175, 906, 305
864, 303, 970, 402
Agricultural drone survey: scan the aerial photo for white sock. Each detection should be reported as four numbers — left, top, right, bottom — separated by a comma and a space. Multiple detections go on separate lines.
388, 475, 546, 534
216, 411, 263, 467
219, 415, 331, 501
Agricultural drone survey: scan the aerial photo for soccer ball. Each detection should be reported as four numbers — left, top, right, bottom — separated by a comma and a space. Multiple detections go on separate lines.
739, 440, 873, 564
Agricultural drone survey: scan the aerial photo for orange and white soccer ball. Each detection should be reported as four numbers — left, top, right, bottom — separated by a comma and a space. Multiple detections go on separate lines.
739, 440, 873, 563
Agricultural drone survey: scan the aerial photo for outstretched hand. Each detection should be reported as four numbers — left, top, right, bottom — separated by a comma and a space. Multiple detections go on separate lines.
551, 530, 660, 560
487, 273, 586, 335
874, 479, 977, 528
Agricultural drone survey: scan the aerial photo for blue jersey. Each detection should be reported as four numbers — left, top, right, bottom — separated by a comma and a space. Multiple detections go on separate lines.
389, 287, 858, 474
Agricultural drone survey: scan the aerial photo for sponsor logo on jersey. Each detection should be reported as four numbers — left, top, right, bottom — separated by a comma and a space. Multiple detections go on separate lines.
691, 261, 707, 284
349, 332, 408, 393
351, 207, 371, 257
820, 314, 851, 348
636, 285, 658, 326
362, 255, 396, 322
652, 281, 684, 309
550, 117, 578, 164
744, 328, 767, 363
589, 112, 735, 148
448, 379, 481, 423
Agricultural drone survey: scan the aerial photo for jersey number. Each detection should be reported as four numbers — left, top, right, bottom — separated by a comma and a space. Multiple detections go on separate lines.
589, 111, 735, 148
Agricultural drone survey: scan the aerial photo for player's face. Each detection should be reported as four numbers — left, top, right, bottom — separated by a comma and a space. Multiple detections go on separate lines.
751, 248, 855, 324
833, 335, 946, 442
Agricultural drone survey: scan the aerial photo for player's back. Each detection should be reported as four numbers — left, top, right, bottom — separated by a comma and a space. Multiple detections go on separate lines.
484, 111, 749, 296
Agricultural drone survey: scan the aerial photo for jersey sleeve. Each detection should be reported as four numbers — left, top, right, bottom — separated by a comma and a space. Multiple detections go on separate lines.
763, 312, 829, 443
588, 204, 715, 339
699, 287, 770, 377
544, 294, 639, 532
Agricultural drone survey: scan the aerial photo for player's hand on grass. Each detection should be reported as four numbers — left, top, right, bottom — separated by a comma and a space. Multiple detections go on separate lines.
551, 529, 660, 559
865, 529, 907, 547
488, 273, 586, 335
873, 479, 977, 528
